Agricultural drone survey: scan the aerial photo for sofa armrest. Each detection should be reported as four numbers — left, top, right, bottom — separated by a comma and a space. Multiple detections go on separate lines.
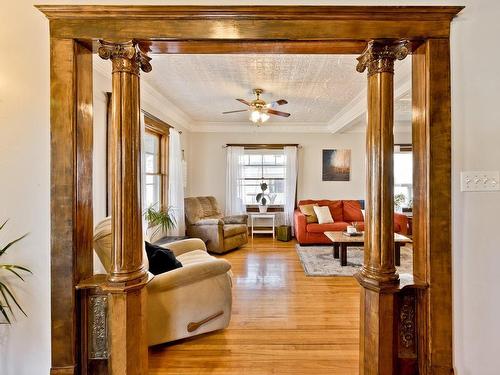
294, 209, 307, 227
294, 209, 308, 243
148, 258, 231, 292
394, 212, 409, 235
160, 238, 207, 257
193, 218, 224, 226
222, 214, 248, 224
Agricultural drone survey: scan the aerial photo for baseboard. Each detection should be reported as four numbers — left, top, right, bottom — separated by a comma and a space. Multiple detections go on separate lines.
50, 365, 77, 375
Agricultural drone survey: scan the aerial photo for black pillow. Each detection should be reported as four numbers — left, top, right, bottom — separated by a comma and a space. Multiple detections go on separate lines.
145, 242, 183, 275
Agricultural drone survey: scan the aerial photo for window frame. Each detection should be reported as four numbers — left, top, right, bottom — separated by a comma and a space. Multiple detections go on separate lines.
394, 143, 413, 210
143, 113, 170, 210
241, 148, 286, 212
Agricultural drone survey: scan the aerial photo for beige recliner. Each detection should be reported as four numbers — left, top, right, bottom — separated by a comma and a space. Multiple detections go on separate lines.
93, 217, 233, 346
185, 196, 249, 254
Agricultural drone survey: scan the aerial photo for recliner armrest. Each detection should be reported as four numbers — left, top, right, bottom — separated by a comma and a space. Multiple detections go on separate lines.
222, 214, 248, 224
193, 218, 224, 226
147, 258, 231, 292
160, 238, 207, 256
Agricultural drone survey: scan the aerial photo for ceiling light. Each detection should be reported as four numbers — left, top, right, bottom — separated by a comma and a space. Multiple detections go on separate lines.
250, 109, 270, 124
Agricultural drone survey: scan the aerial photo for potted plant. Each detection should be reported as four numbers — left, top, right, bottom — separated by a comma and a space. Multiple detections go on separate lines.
0, 220, 31, 324
394, 193, 406, 213
144, 204, 177, 241
256, 182, 270, 213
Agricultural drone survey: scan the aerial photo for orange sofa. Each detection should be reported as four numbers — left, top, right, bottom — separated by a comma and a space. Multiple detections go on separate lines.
294, 199, 408, 245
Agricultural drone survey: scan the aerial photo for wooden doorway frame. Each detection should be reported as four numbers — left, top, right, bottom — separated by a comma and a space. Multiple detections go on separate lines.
37, 5, 462, 375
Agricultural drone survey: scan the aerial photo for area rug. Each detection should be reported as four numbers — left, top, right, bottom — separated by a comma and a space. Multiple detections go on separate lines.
295, 245, 413, 276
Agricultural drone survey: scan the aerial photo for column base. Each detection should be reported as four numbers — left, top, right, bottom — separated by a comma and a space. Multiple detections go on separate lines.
358, 286, 398, 375
107, 284, 149, 375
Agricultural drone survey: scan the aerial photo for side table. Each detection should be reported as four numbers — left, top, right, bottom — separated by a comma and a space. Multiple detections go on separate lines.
250, 213, 276, 239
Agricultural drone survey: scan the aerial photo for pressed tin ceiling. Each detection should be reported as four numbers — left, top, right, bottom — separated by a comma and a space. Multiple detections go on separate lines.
143, 54, 365, 124
94, 54, 412, 132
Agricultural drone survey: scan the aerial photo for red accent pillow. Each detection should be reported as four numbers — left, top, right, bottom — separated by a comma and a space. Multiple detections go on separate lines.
343, 200, 364, 222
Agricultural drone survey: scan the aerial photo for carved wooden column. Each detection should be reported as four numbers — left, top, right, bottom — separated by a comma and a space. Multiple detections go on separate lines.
355, 39, 410, 375
97, 40, 152, 375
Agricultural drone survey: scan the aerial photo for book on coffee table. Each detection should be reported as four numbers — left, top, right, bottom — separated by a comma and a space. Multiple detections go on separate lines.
342, 231, 363, 237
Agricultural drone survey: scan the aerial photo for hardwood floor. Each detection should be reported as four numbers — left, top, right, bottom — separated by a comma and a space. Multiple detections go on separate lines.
149, 236, 360, 375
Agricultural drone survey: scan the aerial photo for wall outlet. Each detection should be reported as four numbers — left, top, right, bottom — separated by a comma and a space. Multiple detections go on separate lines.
460, 171, 500, 192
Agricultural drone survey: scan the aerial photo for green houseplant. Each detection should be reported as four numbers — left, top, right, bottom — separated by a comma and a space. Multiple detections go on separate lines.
144, 205, 177, 239
394, 193, 406, 212
0, 220, 31, 324
256, 182, 270, 213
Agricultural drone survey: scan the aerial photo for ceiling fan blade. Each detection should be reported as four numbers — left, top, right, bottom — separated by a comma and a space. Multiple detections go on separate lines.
266, 99, 288, 108
236, 98, 251, 106
274, 99, 288, 106
267, 109, 291, 118
222, 109, 248, 114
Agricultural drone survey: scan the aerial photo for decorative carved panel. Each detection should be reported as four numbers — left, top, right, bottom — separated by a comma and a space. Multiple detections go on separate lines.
397, 290, 418, 375
88, 295, 109, 360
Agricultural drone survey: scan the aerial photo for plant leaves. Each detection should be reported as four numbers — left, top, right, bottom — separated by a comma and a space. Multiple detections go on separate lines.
0, 219, 8, 232
0, 233, 28, 257
0, 304, 11, 324
261, 197, 267, 206
255, 193, 263, 202
0, 282, 27, 317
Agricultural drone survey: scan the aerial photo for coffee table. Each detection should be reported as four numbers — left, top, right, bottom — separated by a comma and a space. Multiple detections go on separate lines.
324, 231, 412, 267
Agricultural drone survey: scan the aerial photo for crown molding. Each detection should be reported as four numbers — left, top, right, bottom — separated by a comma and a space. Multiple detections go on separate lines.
327, 60, 412, 134
190, 121, 328, 133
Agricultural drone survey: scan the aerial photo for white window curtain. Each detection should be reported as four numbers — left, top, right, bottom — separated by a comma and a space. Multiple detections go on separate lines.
225, 146, 246, 216
168, 129, 186, 236
284, 146, 298, 235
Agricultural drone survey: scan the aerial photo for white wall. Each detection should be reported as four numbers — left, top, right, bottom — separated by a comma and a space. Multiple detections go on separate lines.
188, 131, 411, 209
0, 0, 498, 374
188, 131, 365, 209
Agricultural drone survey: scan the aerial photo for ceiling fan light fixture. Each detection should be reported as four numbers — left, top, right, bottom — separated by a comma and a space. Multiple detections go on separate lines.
249, 109, 270, 124
250, 109, 261, 123
260, 112, 270, 123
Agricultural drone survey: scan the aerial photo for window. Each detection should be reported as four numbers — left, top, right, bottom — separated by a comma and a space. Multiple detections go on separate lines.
144, 131, 162, 209
394, 146, 413, 208
241, 150, 286, 208
105, 93, 171, 215
143, 113, 170, 210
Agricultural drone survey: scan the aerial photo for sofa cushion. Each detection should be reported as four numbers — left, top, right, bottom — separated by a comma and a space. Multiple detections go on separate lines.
313, 205, 334, 224
298, 200, 343, 222
306, 222, 349, 233
223, 224, 248, 237
299, 204, 318, 223
145, 241, 183, 275
343, 200, 364, 222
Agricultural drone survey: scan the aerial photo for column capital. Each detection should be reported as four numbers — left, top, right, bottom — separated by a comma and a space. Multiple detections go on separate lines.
356, 39, 411, 76
97, 40, 152, 75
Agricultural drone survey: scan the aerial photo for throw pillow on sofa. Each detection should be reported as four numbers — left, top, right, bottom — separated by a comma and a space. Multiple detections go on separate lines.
299, 203, 319, 223
313, 206, 334, 224
145, 241, 183, 275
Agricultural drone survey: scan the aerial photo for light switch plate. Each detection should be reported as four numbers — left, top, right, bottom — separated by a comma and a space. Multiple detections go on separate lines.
460, 171, 500, 192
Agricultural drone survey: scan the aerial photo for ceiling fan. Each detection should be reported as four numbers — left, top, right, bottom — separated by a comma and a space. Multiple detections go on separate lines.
222, 88, 290, 124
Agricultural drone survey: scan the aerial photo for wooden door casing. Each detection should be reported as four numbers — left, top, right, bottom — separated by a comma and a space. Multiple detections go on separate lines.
37, 6, 462, 375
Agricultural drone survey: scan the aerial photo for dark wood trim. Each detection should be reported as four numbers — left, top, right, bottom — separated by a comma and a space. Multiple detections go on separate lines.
141, 40, 367, 55
225, 143, 299, 150
105, 92, 112, 217
412, 38, 453, 375
144, 112, 170, 210
50, 39, 93, 375
37, 5, 464, 20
